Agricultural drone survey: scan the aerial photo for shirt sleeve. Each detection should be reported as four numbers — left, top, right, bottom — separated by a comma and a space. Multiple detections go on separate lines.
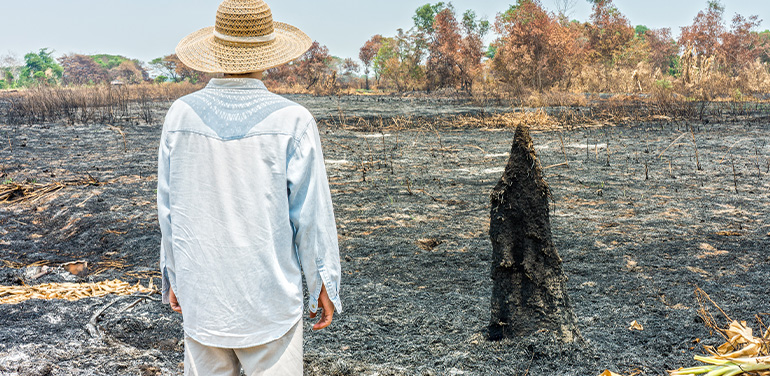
287, 119, 343, 314
157, 112, 177, 305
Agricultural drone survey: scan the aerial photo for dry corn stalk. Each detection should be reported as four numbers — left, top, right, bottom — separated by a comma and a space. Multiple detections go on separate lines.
0, 279, 156, 304
669, 288, 770, 376
0, 176, 101, 204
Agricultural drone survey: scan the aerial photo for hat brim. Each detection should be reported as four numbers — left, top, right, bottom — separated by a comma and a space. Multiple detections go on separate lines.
175, 22, 312, 74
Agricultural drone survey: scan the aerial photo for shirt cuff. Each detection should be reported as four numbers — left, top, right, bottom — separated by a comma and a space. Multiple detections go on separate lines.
161, 266, 177, 305
309, 266, 342, 314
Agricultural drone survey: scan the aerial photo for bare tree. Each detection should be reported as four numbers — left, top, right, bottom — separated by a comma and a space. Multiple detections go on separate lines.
0, 51, 22, 83
554, 0, 577, 21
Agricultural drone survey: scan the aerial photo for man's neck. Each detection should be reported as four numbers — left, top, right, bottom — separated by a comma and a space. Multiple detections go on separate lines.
223, 71, 263, 79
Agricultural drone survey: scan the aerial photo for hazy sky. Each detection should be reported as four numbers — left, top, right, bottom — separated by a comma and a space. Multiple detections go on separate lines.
0, 0, 767, 65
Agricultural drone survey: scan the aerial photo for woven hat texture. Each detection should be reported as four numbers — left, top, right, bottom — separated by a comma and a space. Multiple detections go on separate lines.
176, 0, 312, 74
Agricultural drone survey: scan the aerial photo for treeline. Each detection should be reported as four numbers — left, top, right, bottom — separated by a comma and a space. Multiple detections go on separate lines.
2, 0, 769, 101
264, 0, 770, 99
0, 50, 207, 90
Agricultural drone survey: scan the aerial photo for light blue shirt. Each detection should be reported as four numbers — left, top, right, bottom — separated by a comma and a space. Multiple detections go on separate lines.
157, 78, 342, 348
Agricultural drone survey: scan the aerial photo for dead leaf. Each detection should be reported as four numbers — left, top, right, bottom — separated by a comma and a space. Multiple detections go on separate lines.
416, 238, 441, 251
139, 365, 161, 376
62, 261, 88, 277
697, 243, 728, 258
624, 256, 639, 271
702, 320, 769, 360
686, 266, 708, 275
629, 320, 644, 331
599, 370, 623, 376
715, 231, 741, 236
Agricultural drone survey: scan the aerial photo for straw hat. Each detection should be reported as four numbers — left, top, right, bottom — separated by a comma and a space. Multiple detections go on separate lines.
175, 0, 312, 74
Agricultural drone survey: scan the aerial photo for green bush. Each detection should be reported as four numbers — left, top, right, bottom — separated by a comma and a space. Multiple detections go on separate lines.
655, 79, 672, 90
91, 54, 129, 70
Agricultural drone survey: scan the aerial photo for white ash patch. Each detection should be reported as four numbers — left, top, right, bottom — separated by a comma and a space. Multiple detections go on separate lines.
325, 159, 350, 166
568, 143, 607, 149
482, 167, 506, 175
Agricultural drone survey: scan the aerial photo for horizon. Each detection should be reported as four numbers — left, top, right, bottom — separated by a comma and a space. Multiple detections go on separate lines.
0, 1, 767, 67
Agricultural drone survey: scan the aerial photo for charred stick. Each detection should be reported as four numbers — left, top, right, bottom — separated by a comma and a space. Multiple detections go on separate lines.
558, 132, 569, 168
730, 155, 738, 194
689, 124, 702, 171
669, 159, 675, 179
86, 297, 124, 338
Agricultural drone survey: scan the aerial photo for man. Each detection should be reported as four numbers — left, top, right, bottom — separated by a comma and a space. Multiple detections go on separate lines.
157, 1, 342, 375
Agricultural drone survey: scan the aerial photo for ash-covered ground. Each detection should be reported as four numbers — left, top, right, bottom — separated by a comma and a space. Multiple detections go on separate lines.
0, 97, 768, 375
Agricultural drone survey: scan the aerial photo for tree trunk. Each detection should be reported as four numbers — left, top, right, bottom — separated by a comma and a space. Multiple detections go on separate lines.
488, 125, 581, 343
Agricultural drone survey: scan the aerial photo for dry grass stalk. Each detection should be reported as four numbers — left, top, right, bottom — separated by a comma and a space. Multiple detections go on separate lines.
0, 279, 156, 304
452, 109, 557, 130
0, 82, 203, 125
669, 288, 770, 375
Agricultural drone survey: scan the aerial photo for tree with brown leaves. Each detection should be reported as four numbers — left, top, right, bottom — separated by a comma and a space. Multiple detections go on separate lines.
296, 41, 333, 90
359, 35, 383, 90
340, 58, 361, 88
720, 14, 764, 73
587, 0, 635, 65
109, 60, 148, 84
492, 0, 583, 92
58, 54, 108, 85
427, 7, 463, 90
680, 1, 764, 74
459, 10, 490, 92
645, 28, 680, 74
679, 0, 726, 57
759, 30, 770, 64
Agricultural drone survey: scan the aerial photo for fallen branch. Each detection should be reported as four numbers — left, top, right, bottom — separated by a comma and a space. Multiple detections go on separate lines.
544, 162, 569, 170
657, 131, 687, 160
86, 297, 124, 338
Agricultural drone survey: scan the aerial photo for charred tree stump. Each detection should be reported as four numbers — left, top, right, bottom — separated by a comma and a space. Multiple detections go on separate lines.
489, 125, 581, 343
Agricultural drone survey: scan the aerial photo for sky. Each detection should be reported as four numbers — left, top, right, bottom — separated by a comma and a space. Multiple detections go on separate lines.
0, 0, 768, 66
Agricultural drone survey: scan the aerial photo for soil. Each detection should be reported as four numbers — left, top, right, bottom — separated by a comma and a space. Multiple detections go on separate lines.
0, 97, 769, 376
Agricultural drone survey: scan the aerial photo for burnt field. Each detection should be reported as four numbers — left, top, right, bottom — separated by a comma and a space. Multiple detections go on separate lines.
0, 96, 769, 375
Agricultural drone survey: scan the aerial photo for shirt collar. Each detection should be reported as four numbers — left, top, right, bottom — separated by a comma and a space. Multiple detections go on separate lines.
206, 78, 268, 91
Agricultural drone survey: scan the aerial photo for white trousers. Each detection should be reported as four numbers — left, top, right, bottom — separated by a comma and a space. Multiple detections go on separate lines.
184, 319, 303, 376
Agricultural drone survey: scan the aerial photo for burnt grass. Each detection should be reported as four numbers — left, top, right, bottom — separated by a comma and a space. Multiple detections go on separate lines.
0, 95, 769, 375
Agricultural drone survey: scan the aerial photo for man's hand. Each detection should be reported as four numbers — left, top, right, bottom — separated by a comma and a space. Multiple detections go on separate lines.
168, 287, 182, 314
309, 284, 334, 330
